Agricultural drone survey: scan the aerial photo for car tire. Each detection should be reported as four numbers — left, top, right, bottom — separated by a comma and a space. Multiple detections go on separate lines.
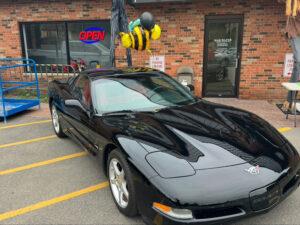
51, 103, 66, 138
107, 149, 138, 217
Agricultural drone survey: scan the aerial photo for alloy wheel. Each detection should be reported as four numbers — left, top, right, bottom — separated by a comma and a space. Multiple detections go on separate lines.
52, 105, 60, 134
109, 158, 129, 208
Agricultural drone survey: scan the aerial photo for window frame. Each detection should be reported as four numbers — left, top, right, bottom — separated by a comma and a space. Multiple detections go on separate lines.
19, 19, 111, 66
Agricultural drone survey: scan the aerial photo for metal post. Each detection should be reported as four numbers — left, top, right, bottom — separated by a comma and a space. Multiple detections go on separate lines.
45, 64, 48, 82
0, 71, 7, 123
39, 64, 42, 81
31, 65, 34, 82
51, 64, 54, 80
33, 61, 41, 110
293, 91, 297, 127
22, 24, 30, 72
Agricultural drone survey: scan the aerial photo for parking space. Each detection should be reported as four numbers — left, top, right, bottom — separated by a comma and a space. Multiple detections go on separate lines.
0, 115, 299, 224
0, 116, 143, 224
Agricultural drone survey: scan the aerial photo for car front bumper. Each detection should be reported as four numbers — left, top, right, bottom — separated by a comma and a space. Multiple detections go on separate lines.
137, 168, 300, 225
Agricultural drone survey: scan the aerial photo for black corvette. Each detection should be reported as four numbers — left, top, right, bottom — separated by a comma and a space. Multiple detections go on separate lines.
48, 67, 300, 225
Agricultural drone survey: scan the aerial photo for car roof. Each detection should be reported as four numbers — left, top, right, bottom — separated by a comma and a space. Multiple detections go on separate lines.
83, 67, 162, 80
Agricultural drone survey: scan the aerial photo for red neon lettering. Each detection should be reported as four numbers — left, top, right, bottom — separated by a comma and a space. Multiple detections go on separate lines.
98, 31, 105, 40
86, 31, 93, 39
92, 32, 99, 40
79, 32, 86, 40
79, 30, 106, 41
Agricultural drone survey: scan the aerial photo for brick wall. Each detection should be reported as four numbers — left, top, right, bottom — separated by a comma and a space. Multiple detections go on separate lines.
0, 0, 293, 99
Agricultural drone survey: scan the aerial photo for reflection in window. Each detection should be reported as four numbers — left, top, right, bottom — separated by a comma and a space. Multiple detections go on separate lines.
68, 22, 111, 69
204, 20, 241, 97
93, 74, 196, 113
21, 21, 111, 69
72, 75, 91, 108
23, 23, 67, 64
94, 79, 163, 112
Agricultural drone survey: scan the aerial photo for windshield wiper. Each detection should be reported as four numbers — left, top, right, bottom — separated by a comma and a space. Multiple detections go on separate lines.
101, 110, 137, 116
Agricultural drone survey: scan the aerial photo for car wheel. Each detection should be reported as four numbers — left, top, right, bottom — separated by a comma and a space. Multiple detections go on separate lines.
108, 149, 138, 217
51, 103, 66, 138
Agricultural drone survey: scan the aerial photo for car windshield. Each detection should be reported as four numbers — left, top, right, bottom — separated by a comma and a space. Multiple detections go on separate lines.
92, 73, 197, 114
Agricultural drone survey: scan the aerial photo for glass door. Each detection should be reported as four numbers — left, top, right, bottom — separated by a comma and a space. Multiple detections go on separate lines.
203, 15, 243, 97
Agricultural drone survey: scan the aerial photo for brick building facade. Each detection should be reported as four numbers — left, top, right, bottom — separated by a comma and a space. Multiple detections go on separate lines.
0, 0, 293, 99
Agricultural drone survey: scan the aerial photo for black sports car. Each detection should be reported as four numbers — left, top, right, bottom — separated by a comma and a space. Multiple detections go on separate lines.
48, 67, 300, 225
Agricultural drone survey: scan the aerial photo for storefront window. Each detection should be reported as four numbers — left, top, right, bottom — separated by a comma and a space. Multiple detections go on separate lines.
23, 23, 67, 64
68, 21, 110, 69
21, 21, 111, 69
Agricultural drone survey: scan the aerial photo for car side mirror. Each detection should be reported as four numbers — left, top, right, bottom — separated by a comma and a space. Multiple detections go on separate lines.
65, 99, 91, 117
65, 99, 82, 108
186, 84, 194, 92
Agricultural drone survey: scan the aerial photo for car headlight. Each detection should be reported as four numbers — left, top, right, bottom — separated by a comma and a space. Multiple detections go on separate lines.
153, 202, 193, 220
146, 151, 195, 178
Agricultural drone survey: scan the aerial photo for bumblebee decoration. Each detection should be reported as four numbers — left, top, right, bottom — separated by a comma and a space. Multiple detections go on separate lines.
120, 12, 161, 53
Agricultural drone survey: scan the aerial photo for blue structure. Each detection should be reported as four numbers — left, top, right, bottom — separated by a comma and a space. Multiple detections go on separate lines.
0, 59, 40, 123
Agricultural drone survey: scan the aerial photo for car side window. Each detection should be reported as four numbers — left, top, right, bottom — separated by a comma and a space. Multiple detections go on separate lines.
151, 77, 176, 91
72, 75, 91, 109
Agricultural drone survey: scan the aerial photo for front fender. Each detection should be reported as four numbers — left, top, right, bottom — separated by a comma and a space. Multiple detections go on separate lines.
117, 135, 158, 179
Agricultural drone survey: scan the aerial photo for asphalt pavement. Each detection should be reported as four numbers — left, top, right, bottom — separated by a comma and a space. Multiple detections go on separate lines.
0, 116, 299, 225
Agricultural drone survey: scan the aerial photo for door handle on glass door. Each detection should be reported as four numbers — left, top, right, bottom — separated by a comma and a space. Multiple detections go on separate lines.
235, 54, 240, 68
235, 58, 238, 68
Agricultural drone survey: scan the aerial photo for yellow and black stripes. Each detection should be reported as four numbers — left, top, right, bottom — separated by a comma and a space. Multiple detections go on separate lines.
119, 24, 160, 53
144, 29, 150, 51
132, 27, 148, 51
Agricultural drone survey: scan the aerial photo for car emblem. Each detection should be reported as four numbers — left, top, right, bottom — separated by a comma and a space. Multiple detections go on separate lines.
245, 165, 260, 175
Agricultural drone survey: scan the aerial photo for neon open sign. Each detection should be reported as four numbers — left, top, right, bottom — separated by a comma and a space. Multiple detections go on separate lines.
79, 27, 105, 44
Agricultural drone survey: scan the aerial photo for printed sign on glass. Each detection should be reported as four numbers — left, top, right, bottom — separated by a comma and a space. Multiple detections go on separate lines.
214, 38, 232, 47
284, 53, 294, 77
79, 27, 105, 44
150, 56, 165, 72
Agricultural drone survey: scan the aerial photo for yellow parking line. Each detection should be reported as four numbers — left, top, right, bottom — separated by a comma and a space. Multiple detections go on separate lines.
0, 120, 52, 130
0, 135, 57, 149
278, 127, 292, 133
0, 181, 109, 222
0, 151, 88, 176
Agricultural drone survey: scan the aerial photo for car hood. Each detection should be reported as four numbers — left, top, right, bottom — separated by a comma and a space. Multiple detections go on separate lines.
102, 100, 290, 171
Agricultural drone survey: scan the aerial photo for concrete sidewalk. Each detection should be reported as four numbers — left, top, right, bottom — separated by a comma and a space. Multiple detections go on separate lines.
208, 98, 300, 129
25, 103, 51, 118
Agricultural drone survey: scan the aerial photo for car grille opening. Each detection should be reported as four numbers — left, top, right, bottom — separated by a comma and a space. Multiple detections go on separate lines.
250, 183, 281, 211
283, 172, 300, 195
193, 207, 243, 219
